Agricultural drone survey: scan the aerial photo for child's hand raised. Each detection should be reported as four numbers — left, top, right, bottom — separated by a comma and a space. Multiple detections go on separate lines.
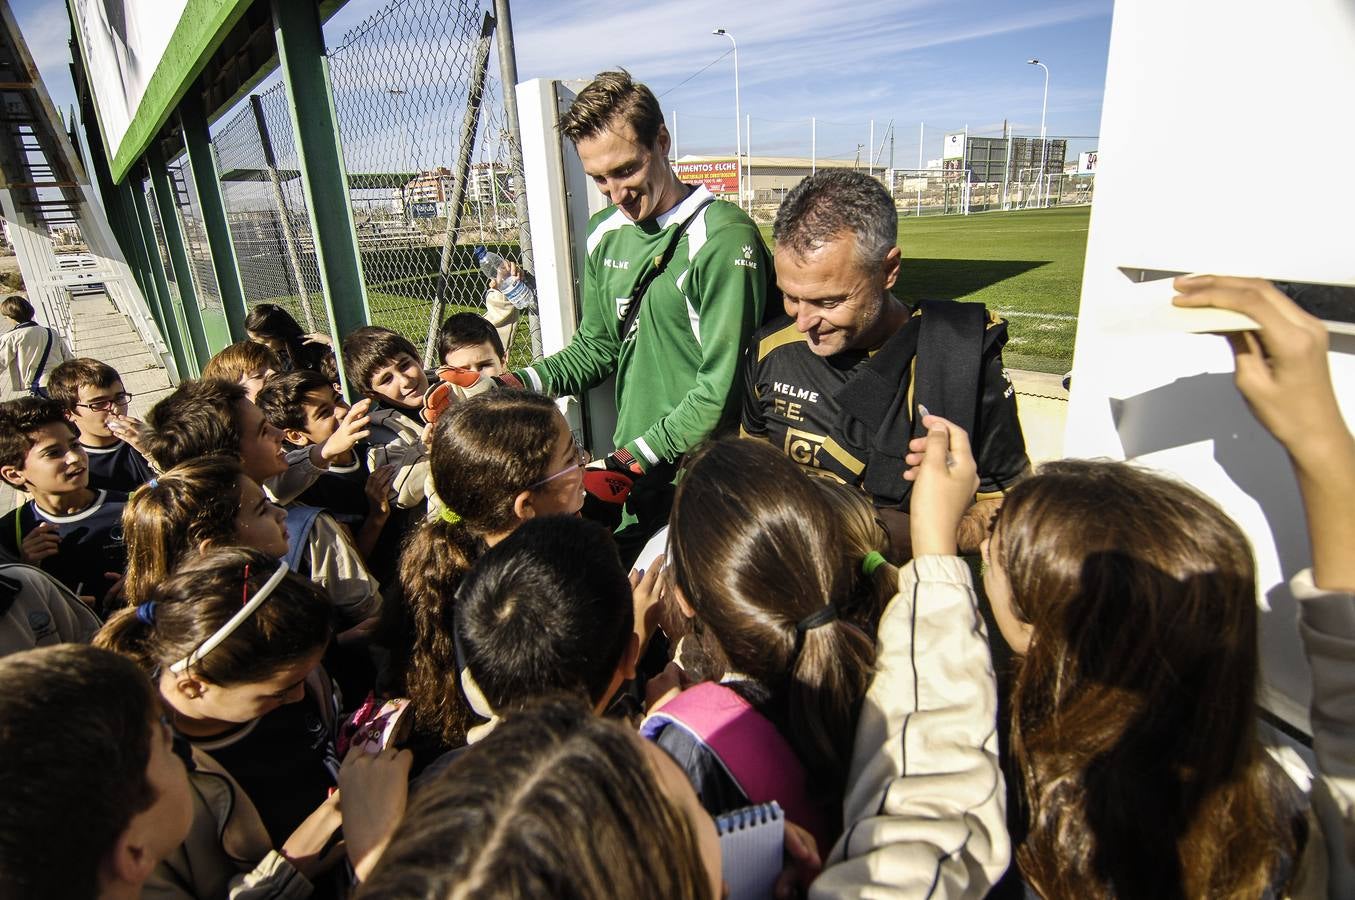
365, 464, 398, 518
630, 554, 665, 649
338, 744, 413, 882
20, 521, 59, 565
1172, 275, 1340, 450
320, 399, 372, 463
105, 413, 149, 453
903, 414, 979, 557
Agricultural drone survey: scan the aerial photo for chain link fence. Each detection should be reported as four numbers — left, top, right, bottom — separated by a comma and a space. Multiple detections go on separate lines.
214, 85, 330, 336
209, 0, 532, 367
167, 155, 223, 313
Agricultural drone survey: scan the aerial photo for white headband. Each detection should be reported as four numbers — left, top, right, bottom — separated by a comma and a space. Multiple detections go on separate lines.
169, 561, 291, 675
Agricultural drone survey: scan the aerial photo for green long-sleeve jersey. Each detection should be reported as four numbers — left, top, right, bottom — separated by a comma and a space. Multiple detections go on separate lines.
517, 186, 770, 470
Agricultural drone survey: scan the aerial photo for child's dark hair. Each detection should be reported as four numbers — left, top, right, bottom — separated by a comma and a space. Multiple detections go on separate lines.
436, 312, 505, 363
96, 546, 333, 685
47, 357, 121, 410
400, 390, 559, 744
456, 516, 633, 712
122, 455, 246, 605
245, 303, 336, 375
0, 295, 33, 322
245, 303, 305, 346
342, 326, 420, 393
255, 369, 333, 434
0, 396, 76, 471
670, 437, 877, 794
143, 379, 247, 472
0, 644, 160, 899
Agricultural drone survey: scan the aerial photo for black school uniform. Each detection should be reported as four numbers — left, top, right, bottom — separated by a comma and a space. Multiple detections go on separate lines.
184, 682, 340, 846
295, 452, 370, 526
81, 440, 156, 493
0, 490, 128, 615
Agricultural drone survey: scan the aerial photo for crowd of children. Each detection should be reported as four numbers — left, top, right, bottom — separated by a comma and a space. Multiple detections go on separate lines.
0, 279, 1350, 900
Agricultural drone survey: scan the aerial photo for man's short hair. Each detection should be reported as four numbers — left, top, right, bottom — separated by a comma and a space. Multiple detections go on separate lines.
202, 340, 281, 384
47, 358, 122, 410
773, 170, 898, 270
144, 379, 247, 472
0, 397, 75, 471
1, 295, 33, 322
0, 645, 158, 898
437, 312, 505, 362
255, 369, 332, 434
558, 69, 664, 147
342, 326, 420, 394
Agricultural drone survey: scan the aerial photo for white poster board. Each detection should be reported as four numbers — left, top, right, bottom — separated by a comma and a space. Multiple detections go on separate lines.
70, 0, 189, 163
1065, 0, 1355, 731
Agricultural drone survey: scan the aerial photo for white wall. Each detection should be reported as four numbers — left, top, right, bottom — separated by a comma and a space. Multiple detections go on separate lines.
1066, 0, 1355, 730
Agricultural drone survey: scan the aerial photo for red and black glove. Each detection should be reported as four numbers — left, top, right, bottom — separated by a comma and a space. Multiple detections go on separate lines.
580, 450, 640, 530
422, 367, 525, 424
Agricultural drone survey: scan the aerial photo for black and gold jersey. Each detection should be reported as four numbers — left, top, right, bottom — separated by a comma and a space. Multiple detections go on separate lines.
741, 309, 1029, 508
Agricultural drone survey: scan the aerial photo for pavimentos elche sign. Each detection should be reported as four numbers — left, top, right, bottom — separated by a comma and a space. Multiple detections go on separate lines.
674, 159, 739, 195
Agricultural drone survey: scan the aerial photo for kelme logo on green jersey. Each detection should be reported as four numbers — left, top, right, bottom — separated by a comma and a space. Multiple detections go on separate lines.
734, 244, 758, 269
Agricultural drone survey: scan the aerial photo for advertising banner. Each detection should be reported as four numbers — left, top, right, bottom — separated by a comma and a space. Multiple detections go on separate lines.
71, 0, 189, 167
674, 158, 739, 195
942, 131, 966, 160
1078, 150, 1099, 174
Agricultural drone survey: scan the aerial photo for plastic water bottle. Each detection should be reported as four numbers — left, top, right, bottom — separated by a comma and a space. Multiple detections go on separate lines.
473, 246, 534, 310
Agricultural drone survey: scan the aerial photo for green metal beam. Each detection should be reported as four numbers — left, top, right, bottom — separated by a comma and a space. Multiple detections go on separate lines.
147, 142, 212, 370
180, 90, 249, 342
271, 0, 370, 396
128, 174, 195, 380
114, 183, 165, 337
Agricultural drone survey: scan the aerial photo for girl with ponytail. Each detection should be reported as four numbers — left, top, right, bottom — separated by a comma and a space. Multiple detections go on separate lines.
397, 389, 587, 749
121, 454, 380, 634
646, 437, 879, 855
97, 547, 411, 897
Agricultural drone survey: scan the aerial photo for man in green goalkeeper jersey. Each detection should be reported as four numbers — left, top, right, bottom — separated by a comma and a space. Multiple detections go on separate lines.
514, 69, 770, 544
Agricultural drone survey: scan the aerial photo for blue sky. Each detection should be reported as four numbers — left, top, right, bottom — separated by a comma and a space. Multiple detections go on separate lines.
17, 0, 1113, 166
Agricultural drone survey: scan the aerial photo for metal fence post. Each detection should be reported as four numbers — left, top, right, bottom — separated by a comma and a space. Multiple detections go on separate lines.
250, 93, 319, 333
492, 0, 541, 360
181, 91, 250, 342
147, 142, 212, 368
423, 12, 494, 366
271, 0, 372, 395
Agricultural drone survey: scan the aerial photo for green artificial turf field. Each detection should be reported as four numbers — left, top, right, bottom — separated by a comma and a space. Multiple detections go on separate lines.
268, 205, 1088, 375
762, 204, 1090, 374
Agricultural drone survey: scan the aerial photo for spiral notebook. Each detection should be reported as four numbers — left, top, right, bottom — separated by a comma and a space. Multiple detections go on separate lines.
716, 801, 784, 900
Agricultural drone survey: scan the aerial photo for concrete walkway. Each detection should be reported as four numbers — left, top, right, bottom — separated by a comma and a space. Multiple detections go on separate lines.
2, 292, 172, 514
65, 292, 175, 418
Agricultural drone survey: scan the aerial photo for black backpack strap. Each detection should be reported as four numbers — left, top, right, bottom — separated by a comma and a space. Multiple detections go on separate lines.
835, 300, 987, 505
618, 197, 718, 340
28, 326, 54, 396
912, 299, 987, 439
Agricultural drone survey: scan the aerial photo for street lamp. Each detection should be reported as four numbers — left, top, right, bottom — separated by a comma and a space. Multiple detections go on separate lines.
713, 28, 742, 210
1026, 59, 1049, 208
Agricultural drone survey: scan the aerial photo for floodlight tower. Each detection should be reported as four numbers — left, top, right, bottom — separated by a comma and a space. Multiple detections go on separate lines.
1027, 59, 1049, 207
713, 28, 742, 209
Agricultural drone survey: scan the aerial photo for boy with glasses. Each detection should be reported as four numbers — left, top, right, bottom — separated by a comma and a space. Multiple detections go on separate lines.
47, 358, 156, 493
